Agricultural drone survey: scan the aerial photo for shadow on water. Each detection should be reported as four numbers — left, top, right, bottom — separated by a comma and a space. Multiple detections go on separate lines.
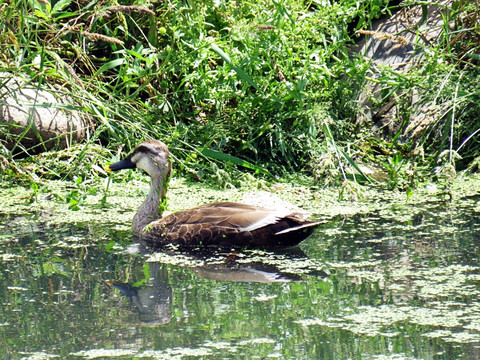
2, 189, 480, 358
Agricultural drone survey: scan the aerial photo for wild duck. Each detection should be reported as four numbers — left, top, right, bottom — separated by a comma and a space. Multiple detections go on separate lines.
105, 140, 320, 249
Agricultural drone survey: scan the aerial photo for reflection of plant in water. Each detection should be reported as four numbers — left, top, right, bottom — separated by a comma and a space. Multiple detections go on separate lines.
297, 264, 480, 342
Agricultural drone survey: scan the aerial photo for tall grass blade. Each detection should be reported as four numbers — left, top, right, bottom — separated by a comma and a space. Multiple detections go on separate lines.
323, 123, 374, 183
94, 59, 126, 78
211, 43, 259, 91
201, 148, 271, 175
338, 148, 374, 183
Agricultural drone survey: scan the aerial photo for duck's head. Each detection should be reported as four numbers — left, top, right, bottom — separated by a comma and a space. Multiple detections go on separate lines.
105, 140, 171, 179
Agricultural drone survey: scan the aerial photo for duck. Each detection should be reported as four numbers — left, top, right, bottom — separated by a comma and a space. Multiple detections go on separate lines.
105, 140, 320, 250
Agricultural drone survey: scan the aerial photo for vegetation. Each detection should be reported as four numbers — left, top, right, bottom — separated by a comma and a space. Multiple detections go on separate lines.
0, 0, 479, 191
2, 3, 480, 356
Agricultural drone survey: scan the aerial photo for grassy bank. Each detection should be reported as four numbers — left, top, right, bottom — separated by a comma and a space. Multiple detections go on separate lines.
0, 0, 479, 192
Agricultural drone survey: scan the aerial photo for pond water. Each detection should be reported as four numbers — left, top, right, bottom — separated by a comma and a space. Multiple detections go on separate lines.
1, 175, 480, 359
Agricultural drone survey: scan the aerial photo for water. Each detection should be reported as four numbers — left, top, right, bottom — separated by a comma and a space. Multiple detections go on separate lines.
1, 178, 480, 359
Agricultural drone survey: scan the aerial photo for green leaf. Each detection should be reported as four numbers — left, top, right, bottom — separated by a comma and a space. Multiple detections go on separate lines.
211, 43, 231, 63
201, 148, 271, 175
53, 11, 78, 20
51, 0, 71, 15
406, 187, 414, 200
93, 58, 126, 78
34, 9, 49, 20
125, 49, 148, 62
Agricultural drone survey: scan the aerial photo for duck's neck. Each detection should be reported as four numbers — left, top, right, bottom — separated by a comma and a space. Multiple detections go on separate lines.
132, 174, 167, 236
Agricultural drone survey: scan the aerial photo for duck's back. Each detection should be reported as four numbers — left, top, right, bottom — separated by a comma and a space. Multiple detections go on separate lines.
140, 202, 319, 249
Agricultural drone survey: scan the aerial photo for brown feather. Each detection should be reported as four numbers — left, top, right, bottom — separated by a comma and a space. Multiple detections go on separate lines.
141, 201, 320, 250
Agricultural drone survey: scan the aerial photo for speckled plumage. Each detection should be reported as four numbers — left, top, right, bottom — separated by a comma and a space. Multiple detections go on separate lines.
106, 140, 320, 249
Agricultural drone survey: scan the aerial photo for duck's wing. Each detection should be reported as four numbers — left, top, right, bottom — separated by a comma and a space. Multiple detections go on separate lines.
141, 202, 318, 249
160, 202, 294, 230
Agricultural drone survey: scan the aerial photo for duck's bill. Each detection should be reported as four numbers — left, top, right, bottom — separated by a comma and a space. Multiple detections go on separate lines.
104, 157, 136, 172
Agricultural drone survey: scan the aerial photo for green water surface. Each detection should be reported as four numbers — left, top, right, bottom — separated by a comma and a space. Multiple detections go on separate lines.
1, 175, 480, 359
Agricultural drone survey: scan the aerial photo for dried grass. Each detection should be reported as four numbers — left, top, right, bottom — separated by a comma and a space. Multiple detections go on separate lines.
81, 32, 124, 46
103, 6, 155, 18
357, 29, 409, 50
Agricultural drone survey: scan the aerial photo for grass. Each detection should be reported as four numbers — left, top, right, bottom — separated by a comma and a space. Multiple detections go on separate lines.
0, 0, 479, 194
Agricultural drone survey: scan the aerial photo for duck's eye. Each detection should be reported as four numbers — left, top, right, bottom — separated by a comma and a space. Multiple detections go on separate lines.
137, 145, 149, 153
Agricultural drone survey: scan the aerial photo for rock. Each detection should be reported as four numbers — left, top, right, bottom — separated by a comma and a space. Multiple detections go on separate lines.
353, 1, 450, 139
0, 76, 93, 154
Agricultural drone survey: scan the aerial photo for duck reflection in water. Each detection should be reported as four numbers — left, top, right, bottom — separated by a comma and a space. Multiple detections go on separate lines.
187, 247, 307, 283
108, 247, 326, 324
107, 262, 172, 325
